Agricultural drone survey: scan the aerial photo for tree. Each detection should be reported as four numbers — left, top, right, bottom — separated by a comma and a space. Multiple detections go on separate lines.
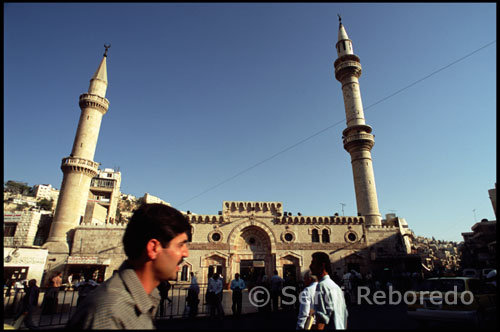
4, 180, 31, 195
37, 198, 54, 211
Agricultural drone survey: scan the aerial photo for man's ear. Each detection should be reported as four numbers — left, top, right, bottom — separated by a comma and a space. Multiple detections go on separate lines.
146, 239, 162, 260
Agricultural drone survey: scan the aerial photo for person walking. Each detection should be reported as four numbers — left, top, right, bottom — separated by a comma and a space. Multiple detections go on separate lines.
296, 271, 318, 330
310, 252, 348, 330
207, 273, 224, 320
186, 272, 200, 318
270, 270, 284, 312
75, 275, 99, 307
230, 273, 245, 317
13, 279, 40, 330
157, 280, 171, 317
41, 271, 62, 314
67, 203, 190, 329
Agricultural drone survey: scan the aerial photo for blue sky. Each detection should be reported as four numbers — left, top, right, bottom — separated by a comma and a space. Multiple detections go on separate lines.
4, 3, 496, 242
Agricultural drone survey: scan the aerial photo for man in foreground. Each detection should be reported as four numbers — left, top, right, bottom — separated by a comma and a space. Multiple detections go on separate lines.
67, 203, 190, 329
309, 252, 348, 330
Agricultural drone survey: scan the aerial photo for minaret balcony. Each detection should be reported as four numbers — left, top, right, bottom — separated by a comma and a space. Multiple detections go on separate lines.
343, 133, 375, 151
79, 93, 109, 114
334, 54, 362, 81
61, 156, 100, 177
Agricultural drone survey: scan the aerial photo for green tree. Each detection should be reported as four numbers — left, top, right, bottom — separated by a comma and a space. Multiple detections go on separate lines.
4, 180, 31, 195
37, 198, 54, 211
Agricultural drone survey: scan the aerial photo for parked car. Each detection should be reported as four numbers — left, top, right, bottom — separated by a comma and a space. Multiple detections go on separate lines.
406, 277, 496, 327
462, 268, 480, 278
481, 268, 495, 279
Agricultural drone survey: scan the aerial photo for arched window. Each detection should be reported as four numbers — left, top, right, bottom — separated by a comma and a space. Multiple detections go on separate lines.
181, 265, 189, 281
188, 226, 193, 242
322, 229, 330, 243
312, 229, 320, 243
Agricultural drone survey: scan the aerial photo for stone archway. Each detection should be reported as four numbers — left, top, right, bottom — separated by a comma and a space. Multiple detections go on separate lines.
229, 224, 275, 286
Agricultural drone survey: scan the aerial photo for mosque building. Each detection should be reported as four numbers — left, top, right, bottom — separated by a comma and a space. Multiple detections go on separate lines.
39, 20, 417, 285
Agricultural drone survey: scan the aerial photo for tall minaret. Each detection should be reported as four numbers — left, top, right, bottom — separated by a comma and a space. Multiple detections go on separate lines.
43, 46, 110, 254
333, 18, 382, 226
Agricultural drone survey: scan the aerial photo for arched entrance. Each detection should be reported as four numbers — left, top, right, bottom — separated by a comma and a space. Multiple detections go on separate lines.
231, 225, 273, 288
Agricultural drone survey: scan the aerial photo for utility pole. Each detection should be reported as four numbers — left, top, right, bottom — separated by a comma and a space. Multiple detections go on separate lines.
340, 203, 346, 216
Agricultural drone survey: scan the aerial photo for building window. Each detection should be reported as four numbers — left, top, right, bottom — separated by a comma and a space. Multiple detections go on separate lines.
312, 229, 320, 243
345, 231, 358, 243
209, 230, 223, 243
4, 223, 17, 237
181, 266, 189, 281
322, 229, 330, 243
282, 231, 295, 244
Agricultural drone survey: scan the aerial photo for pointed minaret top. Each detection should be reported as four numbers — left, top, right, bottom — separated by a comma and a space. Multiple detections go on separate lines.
88, 46, 109, 98
336, 17, 354, 57
338, 18, 349, 42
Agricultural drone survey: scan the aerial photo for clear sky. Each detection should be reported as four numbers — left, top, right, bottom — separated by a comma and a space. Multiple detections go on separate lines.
4, 3, 496, 242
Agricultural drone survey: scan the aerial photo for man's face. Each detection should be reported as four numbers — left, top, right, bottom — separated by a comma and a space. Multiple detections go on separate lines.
235, 273, 239, 280
154, 232, 189, 281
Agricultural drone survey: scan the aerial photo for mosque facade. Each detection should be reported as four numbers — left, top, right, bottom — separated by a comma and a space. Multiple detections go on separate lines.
40, 21, 417, 285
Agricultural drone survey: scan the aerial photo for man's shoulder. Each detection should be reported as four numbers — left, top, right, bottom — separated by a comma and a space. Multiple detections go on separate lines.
68, 275, 136, 329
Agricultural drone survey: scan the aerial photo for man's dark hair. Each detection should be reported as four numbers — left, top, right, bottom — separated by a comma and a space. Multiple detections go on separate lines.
312, 252, 333, 276
123, 203, 190, 260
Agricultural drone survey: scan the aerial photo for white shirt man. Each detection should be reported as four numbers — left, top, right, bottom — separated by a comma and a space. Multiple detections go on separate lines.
310, 253, 348, 330
208, 275, 223, 295
296, 273, 318, 330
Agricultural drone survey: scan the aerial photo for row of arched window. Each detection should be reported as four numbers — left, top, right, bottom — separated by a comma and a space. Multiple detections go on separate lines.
312, 229, 330, 243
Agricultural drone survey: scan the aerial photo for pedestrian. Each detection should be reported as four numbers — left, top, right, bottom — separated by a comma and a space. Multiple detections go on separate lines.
230, 273, 245, 317
157, 280, 171, 317
296, 271, 318, 330
13, 279, 40, 330
67, 274, 74, 290
310, 252, 348, 329
67, 203, 190, 329
207, 273, 224, 319
186, 272, 200, 318
270, 270, 284, 312
342, 270, 352, 304
75, 275, 98, 307
41, 271, 62, 314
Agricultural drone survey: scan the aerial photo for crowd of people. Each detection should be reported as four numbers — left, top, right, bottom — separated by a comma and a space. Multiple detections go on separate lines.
7, 203, 496, 330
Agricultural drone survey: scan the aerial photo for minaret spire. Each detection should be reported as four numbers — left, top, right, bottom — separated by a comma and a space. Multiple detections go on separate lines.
43, 49, 111, 255
88, 46, 109, 98
333, 20, 382, 226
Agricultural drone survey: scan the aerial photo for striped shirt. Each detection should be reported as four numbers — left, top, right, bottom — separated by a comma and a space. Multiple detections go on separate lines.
67, 261, 161, 329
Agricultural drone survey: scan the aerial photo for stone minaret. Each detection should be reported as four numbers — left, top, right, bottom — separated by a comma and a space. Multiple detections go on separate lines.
333, 18, 382, 226
43, 47, 110, 254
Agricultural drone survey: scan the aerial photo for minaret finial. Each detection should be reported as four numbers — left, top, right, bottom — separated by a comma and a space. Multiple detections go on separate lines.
337, 14, 342, 24
104, 44, 111, 57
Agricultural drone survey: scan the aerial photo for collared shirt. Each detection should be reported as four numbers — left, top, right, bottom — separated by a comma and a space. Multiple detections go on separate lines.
189, 276, 200, 294
67, 261, 161, 329
314, 275, 348, 330
230, 278, 246, 291
208, 277, 223, 294
296, 281, 317, 330
270, 275, 283, 292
